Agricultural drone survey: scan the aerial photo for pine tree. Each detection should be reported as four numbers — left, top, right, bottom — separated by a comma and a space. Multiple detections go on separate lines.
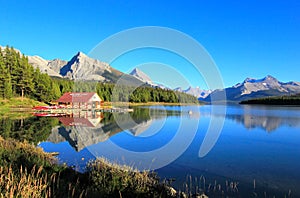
0, 51, 5, 98
4, 76, 13, 99
17, 55, 34, 99
51, 81, 61, 100
5, 47, 19, 95
33, 68, 52, 102
0, 50, 13, 99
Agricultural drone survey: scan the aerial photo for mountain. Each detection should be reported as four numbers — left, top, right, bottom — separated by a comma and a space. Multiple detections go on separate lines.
174, 86, 211, 98
58, 52, 143, 85
27, 55, 64, 77
202, 75, 300, 103
185, 86, 211, 98
18, 49, 144, 85
129, 68, 170, 89
130, 68, 152, 83
59, 52, 112, 81
47, 59, 68, 74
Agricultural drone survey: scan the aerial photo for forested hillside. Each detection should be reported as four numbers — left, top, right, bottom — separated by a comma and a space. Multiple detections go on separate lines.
0, 46, 199, 104
240, 94, 300, 105
0, 46, 73, 102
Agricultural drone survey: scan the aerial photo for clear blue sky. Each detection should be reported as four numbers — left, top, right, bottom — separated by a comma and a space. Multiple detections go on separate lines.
0, 0, 299, 89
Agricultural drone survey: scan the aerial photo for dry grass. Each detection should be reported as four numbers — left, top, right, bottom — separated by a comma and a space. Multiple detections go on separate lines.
87, 158, 160, 195
0, 136, 84, 198
1, 165, 50, 198
0, 164, 85, 198
0, 136, 175, 198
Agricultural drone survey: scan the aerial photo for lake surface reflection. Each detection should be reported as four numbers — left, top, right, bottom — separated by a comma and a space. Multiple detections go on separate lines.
1, 105, 300, 197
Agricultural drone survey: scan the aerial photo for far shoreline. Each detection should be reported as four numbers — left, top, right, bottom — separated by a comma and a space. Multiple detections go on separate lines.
0, 97, 203, 113
106, 101, 203, 107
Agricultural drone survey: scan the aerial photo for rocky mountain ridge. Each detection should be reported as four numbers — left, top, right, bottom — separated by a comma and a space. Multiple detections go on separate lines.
202, 75, 300, 102
174, 86, 211, 98
129, 68, 152, 84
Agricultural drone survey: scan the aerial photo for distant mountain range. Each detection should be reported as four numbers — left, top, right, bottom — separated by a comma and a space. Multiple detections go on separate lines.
202, 75, 300, 103
129, 68, 169, 89
174, 86, 211, 99
3, 46, 300, 102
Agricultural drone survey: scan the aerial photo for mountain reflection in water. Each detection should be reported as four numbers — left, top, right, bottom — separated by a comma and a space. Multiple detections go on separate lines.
198, 105, 300, 132
227, 114, 300, 132
46, 107, 182, 151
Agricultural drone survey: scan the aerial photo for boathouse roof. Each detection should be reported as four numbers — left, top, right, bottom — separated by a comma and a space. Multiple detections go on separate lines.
57, 92, 102, 103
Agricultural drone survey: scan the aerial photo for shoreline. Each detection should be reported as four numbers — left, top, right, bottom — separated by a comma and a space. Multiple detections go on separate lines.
1, 97, 202, 109
104, 101, 202, 107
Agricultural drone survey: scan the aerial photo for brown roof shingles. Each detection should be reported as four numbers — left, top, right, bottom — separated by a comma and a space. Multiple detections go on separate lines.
57, 92, 99, 103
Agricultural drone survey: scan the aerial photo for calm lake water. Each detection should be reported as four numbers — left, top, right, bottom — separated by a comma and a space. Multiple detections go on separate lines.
1, 105, 300, 197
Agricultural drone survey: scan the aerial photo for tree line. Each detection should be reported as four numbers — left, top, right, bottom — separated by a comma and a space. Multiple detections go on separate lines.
0, 46, 199, 104
240, 94, 300, 105
95, 83, 199, 103
74, 81, 199, 103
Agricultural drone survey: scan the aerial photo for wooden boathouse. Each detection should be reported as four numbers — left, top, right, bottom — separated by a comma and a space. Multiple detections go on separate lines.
57, 92, 102, 110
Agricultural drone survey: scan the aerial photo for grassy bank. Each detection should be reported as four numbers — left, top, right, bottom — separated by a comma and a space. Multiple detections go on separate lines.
0, 97, 46, 107
0, 97, 46, 117
0, 136, 176, 198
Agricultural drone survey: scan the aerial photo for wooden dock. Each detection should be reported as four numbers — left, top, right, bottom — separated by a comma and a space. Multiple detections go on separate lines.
33, 107, 133, 114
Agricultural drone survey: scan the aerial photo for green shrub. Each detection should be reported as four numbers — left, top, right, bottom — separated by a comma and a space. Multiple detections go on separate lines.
87, 158, 161, 196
